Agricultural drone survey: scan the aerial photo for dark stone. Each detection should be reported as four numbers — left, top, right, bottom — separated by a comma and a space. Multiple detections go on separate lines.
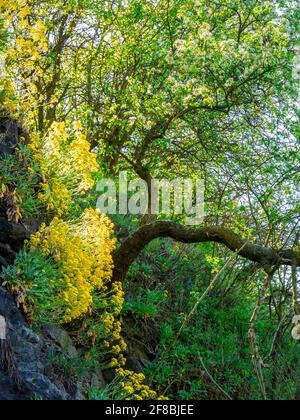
90, 367, 106, 389
0, 256, 9, 268
0, 117, 27, 159
0, 243, 16, 265
0, 117, 35, 273
42, 324, 78, 359
124, 357, 145, 374
0, 287, 72, 400
102, 368, 115, 385
0, 371, 28, 400
0, 218, 29, 252
0, 286, 24, 327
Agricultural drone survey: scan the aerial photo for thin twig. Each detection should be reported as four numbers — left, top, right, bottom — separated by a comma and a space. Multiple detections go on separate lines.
198, 353, 233, 401
264, 313, 288, 362
248, 269, 276, 400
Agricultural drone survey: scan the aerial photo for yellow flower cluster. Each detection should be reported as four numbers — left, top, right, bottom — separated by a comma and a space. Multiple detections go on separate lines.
111, 281, 125, 314
0, 1, 48, 117
30, 209, 116, 323
116, 369, 158, 400
0, 0, 24, 11
39, 178, 73, 215
29, 201, 161, 399
99, 284, 161, 400
101, 310, 126, 356
0, 1, 15, 114
32, 122, 99, 215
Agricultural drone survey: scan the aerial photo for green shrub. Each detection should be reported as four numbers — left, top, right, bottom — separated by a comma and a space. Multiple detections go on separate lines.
3, 247, 65, 325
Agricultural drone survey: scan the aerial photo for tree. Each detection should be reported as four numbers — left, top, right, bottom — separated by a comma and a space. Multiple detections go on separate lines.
1, 0, 299, 401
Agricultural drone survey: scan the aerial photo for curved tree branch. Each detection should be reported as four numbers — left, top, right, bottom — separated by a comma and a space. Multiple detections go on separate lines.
112, 221, 300, 283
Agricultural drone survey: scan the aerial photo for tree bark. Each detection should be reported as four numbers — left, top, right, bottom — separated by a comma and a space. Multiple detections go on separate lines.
112, 221, 300, 283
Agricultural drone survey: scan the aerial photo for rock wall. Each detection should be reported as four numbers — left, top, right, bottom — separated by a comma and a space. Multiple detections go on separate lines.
0, 117, 72, 400
0, 287, 72, 400
0, 117, 29, 268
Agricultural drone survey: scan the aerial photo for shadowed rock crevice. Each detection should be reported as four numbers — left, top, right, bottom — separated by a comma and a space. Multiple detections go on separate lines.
0, 117, 20, 158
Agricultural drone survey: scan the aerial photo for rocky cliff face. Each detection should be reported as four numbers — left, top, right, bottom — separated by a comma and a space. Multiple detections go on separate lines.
0, 117, 72, 400
0, 118, 20, 158
0, 287, 72, 400
0, 117, 29, 269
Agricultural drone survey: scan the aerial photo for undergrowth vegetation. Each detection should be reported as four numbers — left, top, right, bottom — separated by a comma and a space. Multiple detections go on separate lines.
123, 238, 300, 400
